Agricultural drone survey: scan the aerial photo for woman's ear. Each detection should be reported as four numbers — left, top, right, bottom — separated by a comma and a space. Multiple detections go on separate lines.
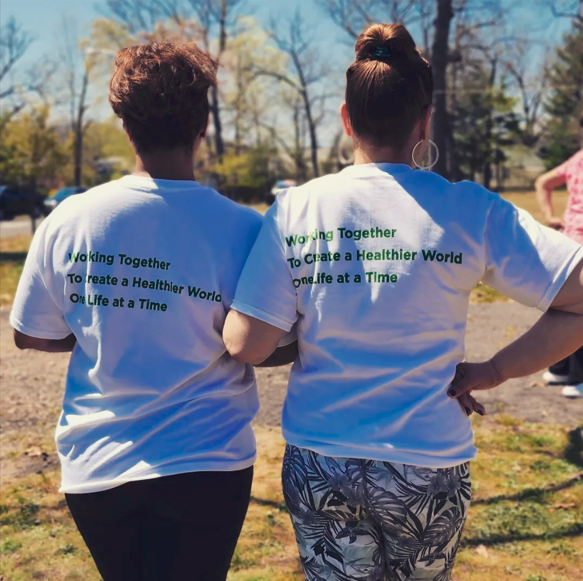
340, 102, 353, 137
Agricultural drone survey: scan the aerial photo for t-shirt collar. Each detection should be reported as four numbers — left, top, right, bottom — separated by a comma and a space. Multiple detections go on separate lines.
119, 174, 202, 191
340, 163, 414, 177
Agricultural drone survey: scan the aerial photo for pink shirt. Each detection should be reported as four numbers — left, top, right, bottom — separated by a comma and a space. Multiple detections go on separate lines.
557, 148, 583, 245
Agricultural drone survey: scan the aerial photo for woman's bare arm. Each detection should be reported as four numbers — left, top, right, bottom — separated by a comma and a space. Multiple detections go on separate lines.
535, 169, 567, 230
449, 258, 583, 397
223, 310, 287, 366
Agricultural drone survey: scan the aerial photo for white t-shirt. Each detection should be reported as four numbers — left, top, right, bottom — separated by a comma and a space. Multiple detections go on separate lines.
232, 163, 583, 468
11, 176, 263, 493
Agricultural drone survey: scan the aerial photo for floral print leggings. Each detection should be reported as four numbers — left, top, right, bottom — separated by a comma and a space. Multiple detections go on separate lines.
282, 445, 471, 581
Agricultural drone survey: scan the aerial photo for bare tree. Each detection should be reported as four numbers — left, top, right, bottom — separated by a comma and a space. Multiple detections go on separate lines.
431, 0, 454, 177
257, 95, 309, 183
101, 0, 183, 33
61, 18, 96, 187
252, 12, 329, 178
546, 0, 583, 144
221, 18, 284, 154
504, 41, 547, 147
185, 1, 243, 163
320, 0, 431, 40
0, 17, 33, 116
547, 0, 583, 22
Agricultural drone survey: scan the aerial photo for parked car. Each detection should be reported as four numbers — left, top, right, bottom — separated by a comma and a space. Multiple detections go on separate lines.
0, 185, 47, 221
265, 179, 297, 205
44, 186, 88, 213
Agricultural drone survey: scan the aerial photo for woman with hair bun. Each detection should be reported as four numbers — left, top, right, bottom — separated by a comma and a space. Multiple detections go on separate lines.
224, 23, 583, 580
10, 43, 294, 581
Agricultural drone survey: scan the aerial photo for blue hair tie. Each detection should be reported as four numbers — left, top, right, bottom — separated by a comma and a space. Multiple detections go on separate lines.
374, 46, 391, 59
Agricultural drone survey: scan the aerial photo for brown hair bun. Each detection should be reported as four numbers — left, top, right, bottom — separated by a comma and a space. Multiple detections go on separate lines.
354, 23, 418, 62
346, 23, 433, 151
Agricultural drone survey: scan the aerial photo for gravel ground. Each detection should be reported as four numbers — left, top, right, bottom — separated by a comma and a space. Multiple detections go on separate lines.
1, 303, 581, 483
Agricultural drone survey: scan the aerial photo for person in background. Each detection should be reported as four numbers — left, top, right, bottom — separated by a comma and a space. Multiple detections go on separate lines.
535, 143, 583, 397
10, 43, 293, 581
223, 23, 583, 581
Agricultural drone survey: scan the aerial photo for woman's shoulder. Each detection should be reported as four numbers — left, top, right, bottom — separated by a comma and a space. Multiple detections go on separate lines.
276, 173, 349, 206
414, 172, 502, 208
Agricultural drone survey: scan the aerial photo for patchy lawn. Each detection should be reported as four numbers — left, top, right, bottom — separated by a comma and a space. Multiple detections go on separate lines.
503, 190, 568, 225
0, 234, 30, 306
1, 421, 581, 581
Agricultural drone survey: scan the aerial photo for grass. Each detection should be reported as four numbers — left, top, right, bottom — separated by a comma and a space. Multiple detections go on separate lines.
0, 422, 581, 581
503, 190, 568, 225
0, 234, 30, 306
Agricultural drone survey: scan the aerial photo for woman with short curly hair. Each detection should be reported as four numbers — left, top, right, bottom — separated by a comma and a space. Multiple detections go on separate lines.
10, 43, 283, 581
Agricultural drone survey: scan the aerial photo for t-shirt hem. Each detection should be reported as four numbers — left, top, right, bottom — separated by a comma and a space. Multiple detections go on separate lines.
231, 300, 294, 332
536, 245, 583, 312
9, 315, 72, 340
283, 433, 476, 469
59, 455, 256, 494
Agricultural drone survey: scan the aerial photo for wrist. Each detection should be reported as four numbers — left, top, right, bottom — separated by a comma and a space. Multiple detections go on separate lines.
489, 355, 506, 385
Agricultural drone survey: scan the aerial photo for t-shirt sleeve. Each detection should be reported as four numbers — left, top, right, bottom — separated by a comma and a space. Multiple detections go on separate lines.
9, 220, 71, 339
277, 324, 297, 347
231, 204, 298, 332
482, 196, 583, 311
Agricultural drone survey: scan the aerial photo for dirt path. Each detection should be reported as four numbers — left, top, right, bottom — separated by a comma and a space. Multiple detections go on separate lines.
1, 303, 581, 484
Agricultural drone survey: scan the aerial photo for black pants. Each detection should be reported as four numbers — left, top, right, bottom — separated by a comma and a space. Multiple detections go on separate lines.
66, 468, 253, 581
549, 346, 583, 383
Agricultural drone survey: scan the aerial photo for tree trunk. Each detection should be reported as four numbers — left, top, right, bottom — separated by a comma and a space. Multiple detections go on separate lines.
74, 122, 83, 187
304, 94, 319, 178
74, 69, 89, 187
431, 0, 453, 178
210, 85, 224, 163
483, 58, 497, 191
293, 103, 304, 182
210, 1, 229, 164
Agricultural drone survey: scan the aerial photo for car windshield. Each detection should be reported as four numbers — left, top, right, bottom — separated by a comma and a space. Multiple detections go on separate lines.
275, 180, 296, 189
52, 187, 78, 201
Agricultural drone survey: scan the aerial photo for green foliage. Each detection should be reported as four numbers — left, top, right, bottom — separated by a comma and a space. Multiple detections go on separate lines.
0, 106, 68, 187
541, 23, 583, 169
0, 108, 133, 189
73, 117, 134, 186
452, 65, 517, 187
213, 145, 277, 190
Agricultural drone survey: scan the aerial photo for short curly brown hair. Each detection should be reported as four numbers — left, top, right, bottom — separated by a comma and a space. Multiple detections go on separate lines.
109, 43, 217, 154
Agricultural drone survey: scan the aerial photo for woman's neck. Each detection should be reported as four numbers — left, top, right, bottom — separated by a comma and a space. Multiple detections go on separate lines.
133, 150, 196, 181
353, 143, 413, 167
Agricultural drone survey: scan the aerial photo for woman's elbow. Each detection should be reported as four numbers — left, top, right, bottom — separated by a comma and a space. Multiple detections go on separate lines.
534, 175, 545, 190
223, 310, 277, 365
226, 343, 266, 365
224, 335, 265, 365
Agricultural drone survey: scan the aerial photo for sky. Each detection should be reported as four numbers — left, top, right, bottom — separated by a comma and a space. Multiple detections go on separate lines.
0, 0, 347, 69
0, 0, 575, 147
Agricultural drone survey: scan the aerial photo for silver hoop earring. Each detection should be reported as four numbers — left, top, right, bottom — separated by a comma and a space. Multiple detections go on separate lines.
412, 139, 439, 171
